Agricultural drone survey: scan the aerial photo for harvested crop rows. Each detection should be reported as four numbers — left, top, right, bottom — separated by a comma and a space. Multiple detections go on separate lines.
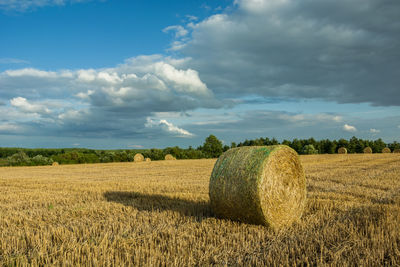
1, 154, 399, 266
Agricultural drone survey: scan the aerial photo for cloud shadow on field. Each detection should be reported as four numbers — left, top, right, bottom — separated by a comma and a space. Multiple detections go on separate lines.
103, 191, 213, 221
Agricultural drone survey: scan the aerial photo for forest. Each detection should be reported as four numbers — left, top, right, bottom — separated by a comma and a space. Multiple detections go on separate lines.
1, 135, 399, 166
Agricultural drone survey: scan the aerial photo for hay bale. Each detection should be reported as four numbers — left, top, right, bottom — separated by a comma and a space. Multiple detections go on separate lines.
164, 154, 176, 160
209, 145, 306, 229
134, 153, 144, 162
145, 158, 151, 162
52, 162, 59, 166
338, 147, 347, 154
382, 147, 391, 153
363, 147, 372, 154
394, 149, 400, 154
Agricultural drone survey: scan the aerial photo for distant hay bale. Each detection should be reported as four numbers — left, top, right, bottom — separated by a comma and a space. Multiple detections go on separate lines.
363, 147, 372, 154
52, 162, 59, 166
164, 154, 176, 160
338, 147, 347, 154
394, 149, 400, 154
382, 147, 391, 153
134, 153, 144, 162
145, 158, 151, 162
209, 145, 306, 229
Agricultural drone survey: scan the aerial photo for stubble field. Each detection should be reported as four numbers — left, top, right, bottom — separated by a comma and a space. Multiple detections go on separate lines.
1, 154, 399, 266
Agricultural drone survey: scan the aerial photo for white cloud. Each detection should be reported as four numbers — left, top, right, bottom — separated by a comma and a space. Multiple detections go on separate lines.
369, 128, 380, 133
0, 55, 223, 139
343, 124, 357, 132
163, 25, 189, 38
153, 62, 209, 96
315, 114, 342, 122
0, 0, 94, 12
1, 55, 218, 113
0, 123, 21, 132
186, 15, 198, 21
145, 118, 194, 137
0, 58, 29, 64
57, 109, 85, 121
10, 97, 51, 115
5, 68, 58, 78
235, 0, 289, 13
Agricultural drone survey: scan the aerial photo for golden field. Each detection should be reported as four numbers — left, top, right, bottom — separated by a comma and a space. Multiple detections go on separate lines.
0, 154, 399, 266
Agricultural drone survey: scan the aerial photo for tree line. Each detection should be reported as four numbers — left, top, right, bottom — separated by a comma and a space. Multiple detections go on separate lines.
0, 135, 398, 166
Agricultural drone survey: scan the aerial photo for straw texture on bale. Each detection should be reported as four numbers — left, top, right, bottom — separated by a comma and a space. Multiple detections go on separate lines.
164, 154, 176, 160
52, 162, 59, 166
145, 158, 151, 162
134, 153, 144, 162
363, 147, 372, 154
382, 147, 391, 153
394, 149, 400, 154
209, 145, 306, 229
338, 147, 347, 154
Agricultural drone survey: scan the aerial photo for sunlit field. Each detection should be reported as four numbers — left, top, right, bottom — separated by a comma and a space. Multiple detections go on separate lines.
1, 154, 399, 266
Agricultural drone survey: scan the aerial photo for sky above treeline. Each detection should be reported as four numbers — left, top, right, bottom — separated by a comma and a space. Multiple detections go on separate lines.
1, 0, 399, 149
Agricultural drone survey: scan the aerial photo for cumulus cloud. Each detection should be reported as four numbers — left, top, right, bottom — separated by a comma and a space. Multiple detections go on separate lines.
343, 124, 357, 132
10, 97, 51, 115
369, 128, 380, 133
174, 0, 400, 106
0, 55, 220, 139
163, 25, 189, 38
0, 55, 217, 108
145, 118, 194, 137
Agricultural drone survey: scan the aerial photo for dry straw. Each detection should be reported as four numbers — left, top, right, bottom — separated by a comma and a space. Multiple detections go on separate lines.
145, 158, 151, 162
134, 153, 144, 162
394, 149, 400, 154
382, 147, 391, 153
209, 145, 306, 230
164, 154, 176, 160
363, 147, 373, 154
338, 147, 347, 154
52, 162, 59, 166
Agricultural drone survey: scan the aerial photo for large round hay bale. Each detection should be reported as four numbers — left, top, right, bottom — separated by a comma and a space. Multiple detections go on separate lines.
145, 157, 151, 162
134, 153, 144, 162
363, 147, 372, 154
382, 147, 391, 153
338, 147, 347, 154
393, 149, 400, 154
209, 145, 306, 229
164, 154, 176, 160
52, 162, 59, 166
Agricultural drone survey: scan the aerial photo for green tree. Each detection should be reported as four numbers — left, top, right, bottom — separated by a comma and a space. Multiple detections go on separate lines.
31, 155, 53, 166
302, 144, 318, 155
201, 135, 223, 158
7, 151, 31, 166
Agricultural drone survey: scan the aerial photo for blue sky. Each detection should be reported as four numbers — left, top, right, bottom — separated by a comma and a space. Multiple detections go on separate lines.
1, 0, 399, 149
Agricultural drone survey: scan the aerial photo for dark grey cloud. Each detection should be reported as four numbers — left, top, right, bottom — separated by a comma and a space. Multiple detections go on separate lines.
2, 0, 400, 147
184, 109, 400, 143
177, 0, 400, 106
